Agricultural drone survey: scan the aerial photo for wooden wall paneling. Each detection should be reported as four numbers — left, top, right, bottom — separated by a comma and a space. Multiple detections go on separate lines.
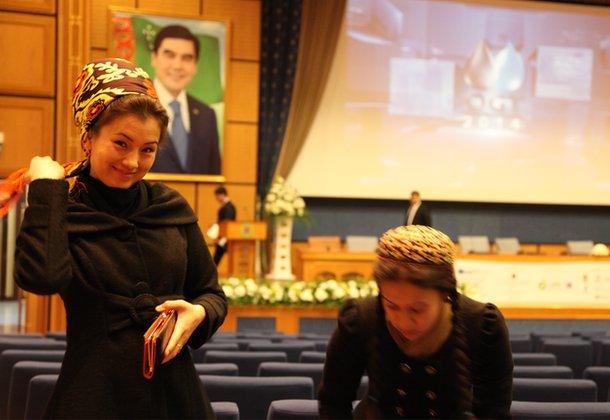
227, 184, 256, 221
163, 181, 197, 210
202, 0, 261, 61
90, 48, 109, 60
196, 183, 221, 234
55, 0, 90, 162
49, 295, 67, 331
223, 122, 257, 183
0, 12, 56, 97
24, 293, 49, 333
137, 0, 200, 16
225, 60, 259, 123
0, 0, 56, 14
0, 96, 54, 176
90, 0, 135, 48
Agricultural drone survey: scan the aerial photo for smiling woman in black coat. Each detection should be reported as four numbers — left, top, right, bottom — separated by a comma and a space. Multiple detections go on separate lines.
12, 58, 227, 419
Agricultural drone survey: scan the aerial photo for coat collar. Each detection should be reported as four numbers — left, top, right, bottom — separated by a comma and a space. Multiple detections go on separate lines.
66, 180, 197, 233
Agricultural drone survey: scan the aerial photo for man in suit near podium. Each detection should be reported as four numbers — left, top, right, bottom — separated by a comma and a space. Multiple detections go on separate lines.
150, 25, 221, 175
404, 190, 432, 226
213, 186, 237, 265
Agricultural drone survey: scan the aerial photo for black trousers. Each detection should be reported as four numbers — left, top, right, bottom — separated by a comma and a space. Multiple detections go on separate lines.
213, 244, 227, 265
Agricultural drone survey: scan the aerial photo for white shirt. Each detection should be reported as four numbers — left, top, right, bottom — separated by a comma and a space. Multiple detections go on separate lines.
153, 78, 191, 133
406, 201, 421, 225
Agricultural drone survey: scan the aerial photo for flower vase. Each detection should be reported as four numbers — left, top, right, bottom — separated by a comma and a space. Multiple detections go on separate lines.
266, 216, 295, 281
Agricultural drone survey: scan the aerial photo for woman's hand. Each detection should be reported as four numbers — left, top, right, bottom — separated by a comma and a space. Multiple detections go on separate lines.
155, 299, 206, 364
28, 156, 65, 181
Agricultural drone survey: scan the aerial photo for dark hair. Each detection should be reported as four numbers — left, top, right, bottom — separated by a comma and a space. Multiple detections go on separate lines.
374, 260, 473, 418
153, 25, 200, 60
87, 95, 169, 145
215, 186, 228, 196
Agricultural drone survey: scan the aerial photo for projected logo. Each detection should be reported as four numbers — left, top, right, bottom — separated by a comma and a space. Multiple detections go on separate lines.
463, 40, 525, 133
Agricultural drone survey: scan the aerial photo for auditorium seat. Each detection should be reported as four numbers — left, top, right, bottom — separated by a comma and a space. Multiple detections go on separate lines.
513, 366, 573, 379
258, 362, 324, 390
299, 351, 326, 363
0, 338, 66, 355
513, 378, 597, 402
583, 367, 610, 402
513, 353, 557, 366
573, 331, 607, 340
22, 375, 241, 419
248, 342, 316, 363
194, 363, 239, 376
0, 333, 44, 339
236, 331, 285, 339
200, 375, 314, 420
0, 349, 65, 417
314, 341, 328, 352
297, 333, 331, 341
267, 399, 319, 420
541, 340, 593, 377
7, 361, 62, 419
510, 336, 533, 353
209, 338, 273, 351
191, 343, 239, 363
210, 402, 240, 420
44, 332, 67, 341
511, 401, 610, 419
591, 338, 610, 365
204, 351, 287, 376
530, 333, 575, 351
236, 316, 276, 332
24, 374, 58, 419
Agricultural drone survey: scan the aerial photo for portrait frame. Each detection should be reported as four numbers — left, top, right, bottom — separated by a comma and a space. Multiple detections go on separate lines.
107, 6, 229, 183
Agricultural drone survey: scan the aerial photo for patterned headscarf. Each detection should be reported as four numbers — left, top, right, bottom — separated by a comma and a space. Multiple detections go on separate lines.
72, 58, 159, 138
0, 58, 158, 216
375, 225, 457, 289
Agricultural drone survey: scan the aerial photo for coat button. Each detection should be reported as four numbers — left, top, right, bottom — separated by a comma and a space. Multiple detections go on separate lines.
425, 365, 438, 375
395, 406, 406, 417
425, 390, 437, 400
396, 387, 407, 398
400, 363, 412, 374
428, 409, 438, 418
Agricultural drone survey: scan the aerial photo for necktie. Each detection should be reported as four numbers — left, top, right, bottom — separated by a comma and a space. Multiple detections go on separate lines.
170, 100, 189, 169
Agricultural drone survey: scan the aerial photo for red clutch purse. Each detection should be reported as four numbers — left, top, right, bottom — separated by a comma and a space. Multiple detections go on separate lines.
143, 309, 177, 380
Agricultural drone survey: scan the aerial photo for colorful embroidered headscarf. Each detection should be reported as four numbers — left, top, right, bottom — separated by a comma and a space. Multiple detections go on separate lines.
0, 58, 159, 216
374, 225, 457, 290
72, 58, 159, 139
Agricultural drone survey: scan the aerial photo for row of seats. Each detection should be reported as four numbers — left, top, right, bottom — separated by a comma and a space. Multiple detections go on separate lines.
2, 330, 610, 419
14, 373, 610, 419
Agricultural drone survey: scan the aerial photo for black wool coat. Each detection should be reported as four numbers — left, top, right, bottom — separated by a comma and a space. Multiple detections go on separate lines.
318, 295, 513, 419
15, 178, 227, 419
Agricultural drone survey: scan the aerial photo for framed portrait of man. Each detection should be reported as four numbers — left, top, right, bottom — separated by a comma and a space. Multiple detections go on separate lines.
108, 7, 228, 181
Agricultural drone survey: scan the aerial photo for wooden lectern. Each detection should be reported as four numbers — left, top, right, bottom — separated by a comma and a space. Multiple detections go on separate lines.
219, 221, 267, 278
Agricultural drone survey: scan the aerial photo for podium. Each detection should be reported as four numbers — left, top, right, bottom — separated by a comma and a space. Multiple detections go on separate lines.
219, 221, 268, 278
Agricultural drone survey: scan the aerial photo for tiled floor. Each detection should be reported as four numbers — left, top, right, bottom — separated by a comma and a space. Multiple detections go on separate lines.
0, 300, 20, 333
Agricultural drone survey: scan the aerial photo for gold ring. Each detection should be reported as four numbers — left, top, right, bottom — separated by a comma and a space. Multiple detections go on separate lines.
177, 343, 182, 349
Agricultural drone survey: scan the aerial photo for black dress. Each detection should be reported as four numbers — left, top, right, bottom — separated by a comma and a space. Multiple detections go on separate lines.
318, 295, 513, 419
15, 175, 227, 418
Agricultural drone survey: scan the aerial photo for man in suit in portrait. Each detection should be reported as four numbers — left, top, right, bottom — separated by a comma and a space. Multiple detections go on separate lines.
212, 186, 237, 265
150, 25, 221, 174
404, 190, 432, 227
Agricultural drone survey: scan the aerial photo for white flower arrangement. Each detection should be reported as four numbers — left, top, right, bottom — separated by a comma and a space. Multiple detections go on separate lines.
264, 177, 307, 218
220, 277, 379, 306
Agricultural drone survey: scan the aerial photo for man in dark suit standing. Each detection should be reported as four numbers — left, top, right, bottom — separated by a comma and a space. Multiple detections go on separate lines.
213, 186, 237, 265
150, 25, 221, 175
404, 190, 432, 226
